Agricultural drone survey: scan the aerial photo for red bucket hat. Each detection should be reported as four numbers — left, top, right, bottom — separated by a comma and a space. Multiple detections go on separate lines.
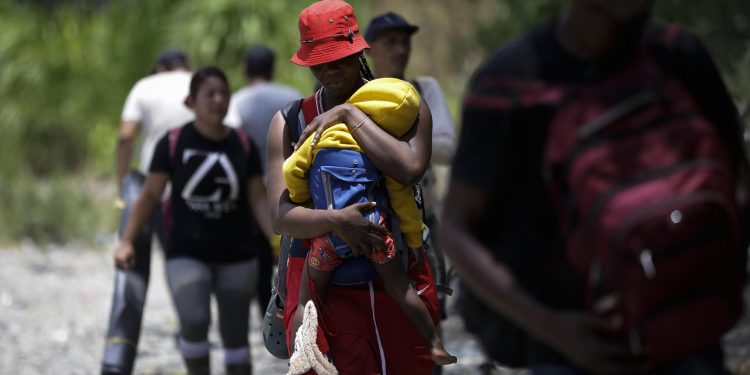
291, 0, 370, 67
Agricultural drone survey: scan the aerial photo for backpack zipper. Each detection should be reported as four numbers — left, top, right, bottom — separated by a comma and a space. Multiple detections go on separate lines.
610, 191, 736, 287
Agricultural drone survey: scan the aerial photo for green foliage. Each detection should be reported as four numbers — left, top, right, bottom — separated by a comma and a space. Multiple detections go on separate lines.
469, 0, 564, 52
653, 0, 750, 124
0, 0, 324, 243
1, 0, 749, 244
0, 174, 116, 244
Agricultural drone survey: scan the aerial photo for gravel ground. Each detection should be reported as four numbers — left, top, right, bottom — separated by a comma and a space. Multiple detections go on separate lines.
0, 240, 747, 375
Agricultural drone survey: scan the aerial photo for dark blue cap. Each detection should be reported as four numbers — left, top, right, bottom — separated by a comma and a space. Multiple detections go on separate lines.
154, 47, 188, 70
364, 12, 419, 43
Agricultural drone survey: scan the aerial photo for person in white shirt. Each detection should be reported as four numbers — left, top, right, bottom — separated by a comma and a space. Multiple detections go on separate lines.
117, 48, 194, 185
102, 48, 193, 375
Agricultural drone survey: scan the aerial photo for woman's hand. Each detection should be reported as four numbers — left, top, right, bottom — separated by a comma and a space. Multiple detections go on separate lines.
114, 241, 136, 269
330, 201, 389, 256
296, 103, 361, 150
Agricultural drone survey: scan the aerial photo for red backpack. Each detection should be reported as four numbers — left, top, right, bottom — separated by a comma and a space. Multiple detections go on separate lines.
542, 27, 745, 365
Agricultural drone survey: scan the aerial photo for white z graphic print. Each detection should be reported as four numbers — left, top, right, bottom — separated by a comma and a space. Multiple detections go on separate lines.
181, 149, 239, 218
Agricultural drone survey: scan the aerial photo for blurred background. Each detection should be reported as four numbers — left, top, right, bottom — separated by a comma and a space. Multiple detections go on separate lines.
0, 0, 748, 246
0, 0, 749, 374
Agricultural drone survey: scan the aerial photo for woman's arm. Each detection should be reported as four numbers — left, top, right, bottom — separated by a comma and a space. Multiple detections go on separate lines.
115, 172, 168, 268
298, 100, 433, 186
267, 111, 387, 253
247, 175, 274, 240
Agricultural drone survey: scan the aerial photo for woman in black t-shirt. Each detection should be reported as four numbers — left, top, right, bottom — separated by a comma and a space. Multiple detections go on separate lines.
115, 66, 272, 375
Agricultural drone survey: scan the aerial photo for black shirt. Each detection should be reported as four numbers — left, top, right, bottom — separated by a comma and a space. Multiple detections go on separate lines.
150, 122, 264, 263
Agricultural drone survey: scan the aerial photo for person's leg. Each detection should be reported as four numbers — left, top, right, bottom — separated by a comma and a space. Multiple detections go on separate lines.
424, 214, 448, 318
101, 171, 153, 375
213, 258, 259, 375
374, 258, 456, 366
291, 236, 340, 348
373, 283, 434, 375
166, 257, 212, 375
422, 219, 450, 375
291, 260, 332, 349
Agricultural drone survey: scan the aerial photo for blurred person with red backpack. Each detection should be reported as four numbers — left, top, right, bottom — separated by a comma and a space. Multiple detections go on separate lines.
442, 0, 749, 374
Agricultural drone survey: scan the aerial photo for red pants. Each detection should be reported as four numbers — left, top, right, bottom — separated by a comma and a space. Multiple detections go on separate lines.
284, 254, 439, 375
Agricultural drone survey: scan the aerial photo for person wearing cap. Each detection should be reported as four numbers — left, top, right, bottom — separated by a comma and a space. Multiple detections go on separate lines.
283, 78, 457, 367
101, 48, 193, 375
364, 11, 456, 166
364, 12, 457, 322
266, 1, 441, 373
365, 12, 453, 141
224, 45, 302, 318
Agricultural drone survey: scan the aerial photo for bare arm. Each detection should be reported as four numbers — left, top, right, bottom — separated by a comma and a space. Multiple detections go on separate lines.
115, 172, 168, 268
298, 100, 433, 186
116, 121, 140, 193
441, 180, 641, 374
441, 180, 555, 336
248, 175, 274, 240
266, 111, 387, 253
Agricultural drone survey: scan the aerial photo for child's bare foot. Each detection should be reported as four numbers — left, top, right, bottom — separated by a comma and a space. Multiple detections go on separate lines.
430, 341, 457, 366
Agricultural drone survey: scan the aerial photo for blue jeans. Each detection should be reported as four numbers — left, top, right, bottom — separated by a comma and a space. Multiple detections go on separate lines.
531, 345, 729, 375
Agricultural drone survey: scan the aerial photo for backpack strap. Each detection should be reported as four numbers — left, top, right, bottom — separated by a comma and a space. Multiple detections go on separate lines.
234, 128, 252, 155
284, 99, 303, 148
168, 126, 183, 166
410, 78, 423, 95
283, 92, 317, 148
277, 234, 292, 302
274, 94, 316, 305
300, 95, 318, 126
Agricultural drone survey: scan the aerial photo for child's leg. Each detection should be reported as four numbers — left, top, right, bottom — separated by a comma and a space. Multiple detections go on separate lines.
374, 259, 457, 366
290, 237, 337, 348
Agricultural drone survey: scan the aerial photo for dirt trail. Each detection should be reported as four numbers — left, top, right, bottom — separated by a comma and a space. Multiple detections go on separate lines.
0, 241, 747, 374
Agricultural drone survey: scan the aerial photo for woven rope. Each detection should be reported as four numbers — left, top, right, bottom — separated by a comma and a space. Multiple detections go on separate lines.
287, 301, 338, 375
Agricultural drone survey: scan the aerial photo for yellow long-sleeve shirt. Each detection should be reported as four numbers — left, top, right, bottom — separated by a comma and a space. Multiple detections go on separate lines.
283, 78, 423, 248
283, 124, 423, 248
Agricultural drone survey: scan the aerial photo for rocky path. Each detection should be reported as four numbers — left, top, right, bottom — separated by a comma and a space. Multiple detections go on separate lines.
0, 241, 747, 374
